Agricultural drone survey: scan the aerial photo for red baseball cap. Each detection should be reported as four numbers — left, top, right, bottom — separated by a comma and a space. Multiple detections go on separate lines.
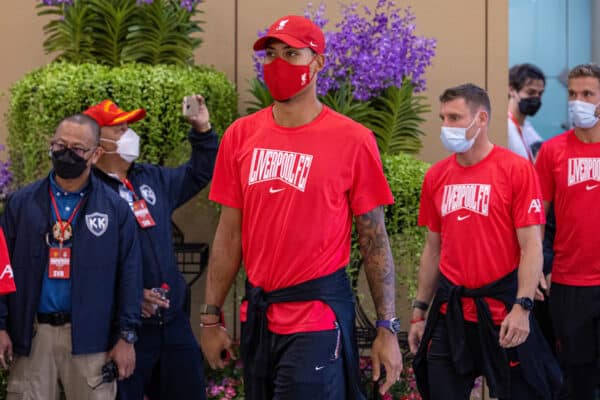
83, 100, 146, 127
253, 15, 325, 55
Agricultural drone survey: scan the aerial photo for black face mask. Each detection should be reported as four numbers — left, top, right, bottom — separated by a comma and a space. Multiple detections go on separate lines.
518, 97, 542, 116
51, 148, 88, 179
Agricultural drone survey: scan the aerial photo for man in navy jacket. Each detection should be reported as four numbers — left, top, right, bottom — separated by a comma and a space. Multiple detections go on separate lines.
84, 97, 217, 400
0, 114, 143, 400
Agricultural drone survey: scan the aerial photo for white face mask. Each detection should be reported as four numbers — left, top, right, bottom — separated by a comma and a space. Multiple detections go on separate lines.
101, 128, 140, 163
569, 100, 600, 129
440, 114, 481, 153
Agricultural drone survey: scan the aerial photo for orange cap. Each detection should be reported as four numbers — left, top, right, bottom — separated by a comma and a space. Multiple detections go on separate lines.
83, 100, 146, 127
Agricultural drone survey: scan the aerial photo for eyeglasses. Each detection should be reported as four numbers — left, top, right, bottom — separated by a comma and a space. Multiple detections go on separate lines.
49, 141, 94, 158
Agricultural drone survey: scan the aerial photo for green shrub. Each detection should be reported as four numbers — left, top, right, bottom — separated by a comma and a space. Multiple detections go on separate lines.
7, 62, 237, 186
349, 153, 429, 299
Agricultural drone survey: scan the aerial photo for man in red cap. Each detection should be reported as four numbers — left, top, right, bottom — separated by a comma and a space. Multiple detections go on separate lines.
85, 97, 217, 400
200, 15, 402, 400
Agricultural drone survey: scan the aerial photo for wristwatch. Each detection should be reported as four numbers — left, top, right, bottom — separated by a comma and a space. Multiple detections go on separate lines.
514, 297, 534, 311
199, 304, 221, 316
120, 330, 138, 344
375, 317, 401, 334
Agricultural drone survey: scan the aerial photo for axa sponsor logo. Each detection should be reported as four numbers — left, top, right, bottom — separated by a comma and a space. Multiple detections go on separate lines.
248, 148, 313, 192
441, 184, 491, 217
528, 199, 542, 214
568, 158, 600, 187
0, 264, 13, 280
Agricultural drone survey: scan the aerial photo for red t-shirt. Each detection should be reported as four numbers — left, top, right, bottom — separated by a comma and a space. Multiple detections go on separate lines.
535, 130, 600, 286
418, 146, 545, 324
209, 105, 394, 334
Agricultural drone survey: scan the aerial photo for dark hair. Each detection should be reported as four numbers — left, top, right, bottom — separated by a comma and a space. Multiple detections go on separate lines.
509, 63, 546, 92
439, 83, 491, 118
568, 63, 600, 84
57, 114, 101, 145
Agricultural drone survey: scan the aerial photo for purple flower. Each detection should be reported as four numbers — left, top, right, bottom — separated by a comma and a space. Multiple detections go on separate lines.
40, 0, 73, 5
0, 146, 13, 201
253, 0, 436, 101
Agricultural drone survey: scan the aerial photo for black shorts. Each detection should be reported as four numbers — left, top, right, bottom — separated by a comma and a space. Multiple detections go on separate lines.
243, 323, 346, 400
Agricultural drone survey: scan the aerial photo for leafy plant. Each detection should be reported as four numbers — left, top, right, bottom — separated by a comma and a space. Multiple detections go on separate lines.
364, 82, 430, 155
245, 78, 273, 115
122, 0, 202, 65
37, 0, 203, 66
347, 153, 428, 299
7, 62, 237, 187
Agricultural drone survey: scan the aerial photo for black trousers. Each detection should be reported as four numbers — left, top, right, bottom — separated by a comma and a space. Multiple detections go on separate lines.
243, 323, 346, 400
117, 311, 206, 400
426, 316, 543, 400
550, 283, 600, 400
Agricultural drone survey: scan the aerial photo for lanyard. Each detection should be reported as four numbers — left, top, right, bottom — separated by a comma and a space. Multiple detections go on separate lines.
121, 178, 139, 201
49, 188, 85, 245
508, 111, 534, 163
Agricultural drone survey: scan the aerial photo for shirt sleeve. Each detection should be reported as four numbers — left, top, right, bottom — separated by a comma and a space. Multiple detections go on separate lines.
348, 133, 394, 216
534, 142, 554, 202
418, 170, 441, 233
513, 160, 546, 228
208, 127, 243, 209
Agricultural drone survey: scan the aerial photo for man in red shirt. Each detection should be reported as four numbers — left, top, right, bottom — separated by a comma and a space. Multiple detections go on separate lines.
535, 63, 600, 399
198, 15, 402, 400
409, 84, 560, 400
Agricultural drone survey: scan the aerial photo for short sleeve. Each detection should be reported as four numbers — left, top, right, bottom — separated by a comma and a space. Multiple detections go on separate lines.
348, 133, 394, 215
418, 171, 441, 233
512, 161, 546, 228
208, 128, 243, 208
534, 142, 555, 203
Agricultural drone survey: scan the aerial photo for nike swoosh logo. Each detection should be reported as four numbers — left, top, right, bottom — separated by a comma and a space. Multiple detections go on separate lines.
457, 215, 470, 221
509, 361, 520, 368
269, 187, 285, 194
310, 41, 317, 47
586, 184, 599, 191
314, 365, 325, 371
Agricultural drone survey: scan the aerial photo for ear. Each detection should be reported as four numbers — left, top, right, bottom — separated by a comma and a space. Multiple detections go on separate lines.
90, 146, 105, 165
313, 54, 325, 73
479, 109, 490, 126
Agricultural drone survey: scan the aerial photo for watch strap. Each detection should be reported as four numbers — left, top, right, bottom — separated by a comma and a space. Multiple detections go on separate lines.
199, 304, 221, 316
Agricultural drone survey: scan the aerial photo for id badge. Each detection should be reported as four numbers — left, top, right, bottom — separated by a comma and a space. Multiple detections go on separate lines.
49, 247, 71, 279
133, 199, 156, 228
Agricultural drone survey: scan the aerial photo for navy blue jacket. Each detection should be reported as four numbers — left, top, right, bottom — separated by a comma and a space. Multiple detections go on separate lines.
94, 128, 218, 324
0, 173, 143, 356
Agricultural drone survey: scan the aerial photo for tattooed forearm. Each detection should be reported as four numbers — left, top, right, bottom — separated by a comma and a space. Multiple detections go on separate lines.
355, 206, 396, 320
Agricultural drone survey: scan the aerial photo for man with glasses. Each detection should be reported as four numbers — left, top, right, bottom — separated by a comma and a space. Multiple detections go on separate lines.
0, 114, 143, 400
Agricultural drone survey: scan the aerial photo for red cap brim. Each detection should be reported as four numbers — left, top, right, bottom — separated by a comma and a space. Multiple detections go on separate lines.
253, 33, 309, 52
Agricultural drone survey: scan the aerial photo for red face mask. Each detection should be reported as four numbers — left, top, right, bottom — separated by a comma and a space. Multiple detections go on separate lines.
263, 57, 315, 101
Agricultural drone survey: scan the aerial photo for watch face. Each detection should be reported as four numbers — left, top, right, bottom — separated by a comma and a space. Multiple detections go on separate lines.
517, 298, 534, 310
391, 319, 401, 333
